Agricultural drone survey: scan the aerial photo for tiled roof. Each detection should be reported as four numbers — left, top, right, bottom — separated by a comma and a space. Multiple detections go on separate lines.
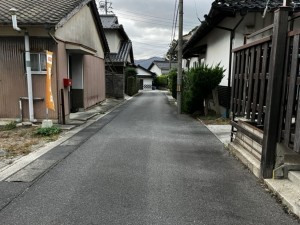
150, 61, 177, 70
110, 41, 132, 63
0, 0, 89, 25
100, 15, 120, 29
212, 0, 287, 11
100, 14, 130, 41
183, 0, 300, 56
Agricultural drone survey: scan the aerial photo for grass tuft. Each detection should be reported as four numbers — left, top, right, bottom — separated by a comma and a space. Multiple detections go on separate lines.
1, 121, 17, 131
34, 126, 62, 137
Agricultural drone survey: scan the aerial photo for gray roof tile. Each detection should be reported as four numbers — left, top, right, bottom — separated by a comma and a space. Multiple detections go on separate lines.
110, 41, 132, 62
0, 0, 90, 25
100, 15, 120, 29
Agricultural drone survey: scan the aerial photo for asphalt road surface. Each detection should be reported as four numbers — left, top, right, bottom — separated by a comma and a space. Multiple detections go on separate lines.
0, 91, 299, 225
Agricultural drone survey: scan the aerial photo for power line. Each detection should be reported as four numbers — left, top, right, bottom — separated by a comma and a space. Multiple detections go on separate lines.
133, 41, 169, 47
115, 9, 198, 27
171, 0, 179, 43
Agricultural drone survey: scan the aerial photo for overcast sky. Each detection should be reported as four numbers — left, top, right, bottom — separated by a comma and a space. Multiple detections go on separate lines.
99, 0, 213, 60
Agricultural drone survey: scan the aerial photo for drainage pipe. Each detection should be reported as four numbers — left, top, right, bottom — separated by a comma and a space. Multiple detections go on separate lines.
10, 8, 35, 122
24, 32, 35, 122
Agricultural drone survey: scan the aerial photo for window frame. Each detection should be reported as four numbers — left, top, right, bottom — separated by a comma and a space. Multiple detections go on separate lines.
29, 52, 47, 74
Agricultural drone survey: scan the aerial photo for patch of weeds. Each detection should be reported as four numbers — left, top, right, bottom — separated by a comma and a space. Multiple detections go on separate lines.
34, 126, 62, 137
1, 121, 17, 131
198, 116, 230, 125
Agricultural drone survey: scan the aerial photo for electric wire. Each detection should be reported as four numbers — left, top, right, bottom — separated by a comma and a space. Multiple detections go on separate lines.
171, 0, 178, 43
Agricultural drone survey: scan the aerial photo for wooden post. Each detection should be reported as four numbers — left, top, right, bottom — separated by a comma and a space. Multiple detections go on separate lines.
61, 89, 66, 125
261, 7, 291, 178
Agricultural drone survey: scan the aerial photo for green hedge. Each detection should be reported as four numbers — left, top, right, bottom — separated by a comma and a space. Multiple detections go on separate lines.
182, 63, 224, 114
127, 76, 139, 96
168, 69, 177, 99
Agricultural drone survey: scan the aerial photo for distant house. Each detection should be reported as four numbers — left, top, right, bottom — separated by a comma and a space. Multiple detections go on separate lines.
0, 0, 109, 123
100, 14, 134, 98
182, 0, 286, 117
135, 57, 164, 69
136, 65, 155, 90
149, 60, 177, 76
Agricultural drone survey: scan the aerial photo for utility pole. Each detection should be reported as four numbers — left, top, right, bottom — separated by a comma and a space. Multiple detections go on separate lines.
105, 0, 108, 14
177, 0, 183, 114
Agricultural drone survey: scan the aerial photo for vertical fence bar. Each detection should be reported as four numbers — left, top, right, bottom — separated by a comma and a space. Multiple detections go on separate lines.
251, 46, 262, 122
230, 53, 237, 118
246, 47, 255, 119
293, 87, 300, 152
284, 35, 299, 146
241, 49, 250, 116
257, 42, 269, 124
237, 51, 245, 116
261, 7, 291, 178
234, 52, 241, 114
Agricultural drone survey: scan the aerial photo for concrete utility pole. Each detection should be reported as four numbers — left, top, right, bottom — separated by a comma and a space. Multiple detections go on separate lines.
177, 0, 183, 114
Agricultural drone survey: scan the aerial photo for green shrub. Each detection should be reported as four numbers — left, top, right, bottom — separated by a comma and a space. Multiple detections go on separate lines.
127, 76, 137, 96
1, 121, 17, 131
182, 63, 225, 114
168, 69, 177, 99
154, 75, 168, 89
125, 67, 137, 78
34, 126, 61, 137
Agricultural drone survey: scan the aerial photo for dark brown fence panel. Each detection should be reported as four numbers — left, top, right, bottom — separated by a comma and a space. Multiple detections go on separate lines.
231, 37, 272, 125
280, 32, 300, 153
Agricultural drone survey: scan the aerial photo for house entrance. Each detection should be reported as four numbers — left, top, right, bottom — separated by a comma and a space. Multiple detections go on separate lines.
69, 54, 84, 112
139, 79, 143, 90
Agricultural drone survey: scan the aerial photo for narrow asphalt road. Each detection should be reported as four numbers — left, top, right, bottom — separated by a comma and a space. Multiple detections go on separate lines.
0, 91, 298, 225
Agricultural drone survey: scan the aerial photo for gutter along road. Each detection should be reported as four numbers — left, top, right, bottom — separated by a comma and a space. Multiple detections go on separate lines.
0, 91, 298, 224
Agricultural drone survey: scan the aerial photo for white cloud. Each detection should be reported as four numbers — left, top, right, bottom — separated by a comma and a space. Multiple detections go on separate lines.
102, 0, 213, 59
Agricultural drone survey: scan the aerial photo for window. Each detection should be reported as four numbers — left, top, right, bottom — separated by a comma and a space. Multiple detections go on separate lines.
30, 53, 46, 74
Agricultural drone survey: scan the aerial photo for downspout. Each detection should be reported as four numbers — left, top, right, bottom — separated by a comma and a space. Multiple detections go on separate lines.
10, 8, 35, 122
24, 32, 35, 122
216, 16, 245, 118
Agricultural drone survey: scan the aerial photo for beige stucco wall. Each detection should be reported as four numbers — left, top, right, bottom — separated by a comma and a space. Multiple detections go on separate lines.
55, 5, 105, 58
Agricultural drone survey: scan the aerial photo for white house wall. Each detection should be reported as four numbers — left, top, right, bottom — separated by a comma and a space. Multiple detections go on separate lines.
55, 5, 105, 58
190, 12, 275, 87
201, 29, 231, 86
150, 65, 162, 76
105, 30, 122, 53
142, 78, 153, 90
137, 67, 151, 76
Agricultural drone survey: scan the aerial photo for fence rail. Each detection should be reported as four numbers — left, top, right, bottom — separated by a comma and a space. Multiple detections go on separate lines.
231, 9, 300, 165
231, 38, 271, 125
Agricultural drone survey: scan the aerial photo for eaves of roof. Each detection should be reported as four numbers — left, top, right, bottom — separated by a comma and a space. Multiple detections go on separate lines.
183, 0, 300, 57
0, 0, 90, 26
137, 65, 156, 77
0, 0, 110, 54
104, 24, 130, 41
109, 41, 133, 64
